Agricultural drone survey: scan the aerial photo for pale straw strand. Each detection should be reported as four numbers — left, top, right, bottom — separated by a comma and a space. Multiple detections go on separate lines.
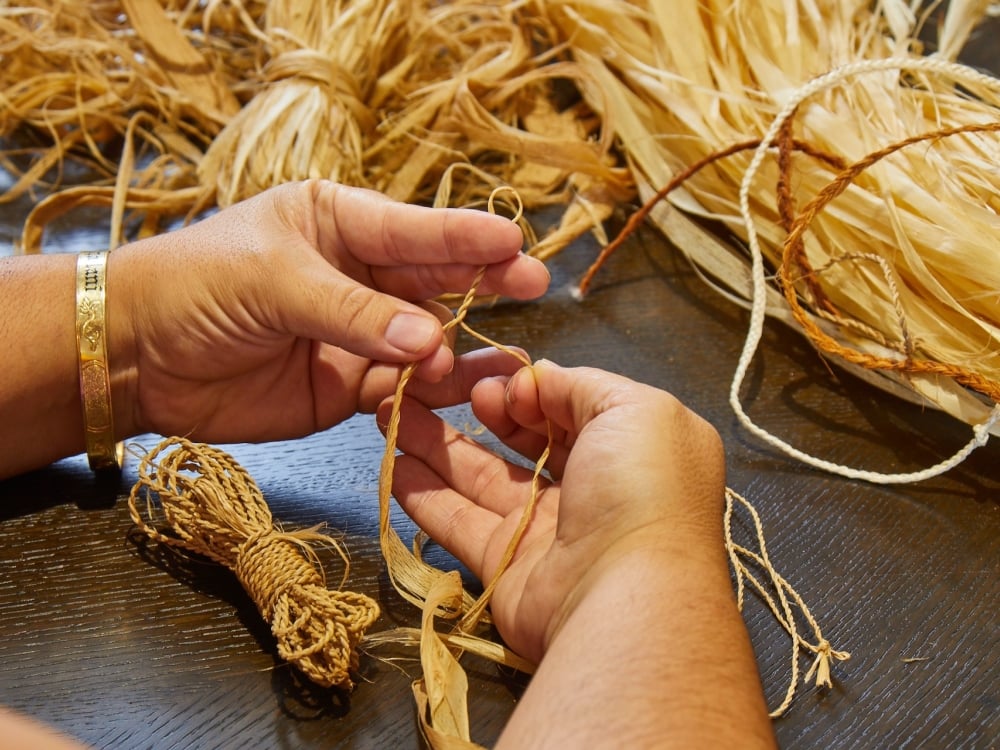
376, 187, 539, 621
725, 488, 850, 717
734, 56, 1000, 485
374, 188, 553, 746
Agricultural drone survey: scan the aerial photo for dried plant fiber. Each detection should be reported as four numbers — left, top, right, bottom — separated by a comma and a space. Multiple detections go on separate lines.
0, 0, 630, 258
556, 0, 1000, 479
127, 437, 381, 690
9, 2, 993, 742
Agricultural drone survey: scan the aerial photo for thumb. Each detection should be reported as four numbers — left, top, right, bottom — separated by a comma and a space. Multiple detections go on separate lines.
507, 360, 639, 440
273, 260, 451, 369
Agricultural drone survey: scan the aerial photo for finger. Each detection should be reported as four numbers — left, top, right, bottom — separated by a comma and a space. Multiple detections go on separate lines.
478, 253, 551, 300
316, 183, 549, 301
509, 359, 658, 440
272, 260, 453, 370
495, 360, 663, 480
420, 300, 458, 351
357, 347, 530, 413
471, 376, 571, 478
378, 395, 543, 517
516, 361, 727, 513
391, 453, 500, 579
370, 253, 550, 301
320, 182, 527, 267
412, 300, 457, 382
407, 345, 529, 404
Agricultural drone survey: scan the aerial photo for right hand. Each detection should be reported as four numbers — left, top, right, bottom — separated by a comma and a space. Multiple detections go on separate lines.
382, 359, 728, 664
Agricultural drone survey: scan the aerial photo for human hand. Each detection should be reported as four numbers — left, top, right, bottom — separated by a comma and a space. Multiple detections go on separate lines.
381, 359, 727, 663
108, 180, 549, 444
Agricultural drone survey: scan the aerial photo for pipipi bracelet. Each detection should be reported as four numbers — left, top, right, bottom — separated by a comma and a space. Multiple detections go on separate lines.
75, 250, 123, 472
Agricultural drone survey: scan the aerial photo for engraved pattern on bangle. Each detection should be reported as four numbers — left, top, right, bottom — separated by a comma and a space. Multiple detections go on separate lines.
76, 250, 122, 472
79, 297, 103, 353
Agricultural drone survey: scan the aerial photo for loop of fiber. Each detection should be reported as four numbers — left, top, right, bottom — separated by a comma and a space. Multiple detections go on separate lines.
733, 57, 1000, 484
128, 437, 380, 690
580, 56, 1000, 484
557, 3, 1000, 484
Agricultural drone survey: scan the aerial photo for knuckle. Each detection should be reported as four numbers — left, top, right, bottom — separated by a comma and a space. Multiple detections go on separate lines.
439, 503, 474, 546
331, 284, 377, 330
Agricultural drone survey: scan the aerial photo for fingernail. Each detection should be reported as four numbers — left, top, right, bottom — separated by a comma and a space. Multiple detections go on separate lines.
386, 313, 438, 354
506, 368, 530, 406
416, 345, 454, 382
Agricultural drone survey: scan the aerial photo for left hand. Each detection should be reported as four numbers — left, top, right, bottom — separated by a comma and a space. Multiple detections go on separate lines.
109, 180, 549, 443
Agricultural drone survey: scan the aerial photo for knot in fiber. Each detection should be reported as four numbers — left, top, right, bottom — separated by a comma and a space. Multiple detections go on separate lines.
263, 50, 374, 130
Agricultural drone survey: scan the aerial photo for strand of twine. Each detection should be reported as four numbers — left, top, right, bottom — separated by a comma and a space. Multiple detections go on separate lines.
725, 488, 850, 717
779, 120, 1000, 398
127, 437, 381, 690
374, 187, 553, 747
575, 137, 848, 296
376, 187, 550, 636
580, 56, 1000, 484
735, 56, 1000, 484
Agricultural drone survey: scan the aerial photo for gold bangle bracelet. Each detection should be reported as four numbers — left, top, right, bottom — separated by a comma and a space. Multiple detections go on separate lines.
76, 251, 123, 472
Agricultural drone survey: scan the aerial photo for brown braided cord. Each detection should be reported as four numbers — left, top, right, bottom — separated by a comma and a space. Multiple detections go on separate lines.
580, 120, 1000, 406
779, 121, 1000, 404
128, 437, 380, 689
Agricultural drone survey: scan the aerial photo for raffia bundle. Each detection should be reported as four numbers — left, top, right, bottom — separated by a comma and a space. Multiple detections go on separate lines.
554, 0, 1000, 478
0, 0, 631, 258
4, 1, 1000, 477
197, 0, 392, 201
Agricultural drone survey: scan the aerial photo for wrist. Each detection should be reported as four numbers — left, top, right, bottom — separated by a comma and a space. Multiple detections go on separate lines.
506, 536, 775, 750
543, 529, 733, 655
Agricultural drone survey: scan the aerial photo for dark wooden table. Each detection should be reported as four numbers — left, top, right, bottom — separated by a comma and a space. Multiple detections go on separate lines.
0, 211, 997, 749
